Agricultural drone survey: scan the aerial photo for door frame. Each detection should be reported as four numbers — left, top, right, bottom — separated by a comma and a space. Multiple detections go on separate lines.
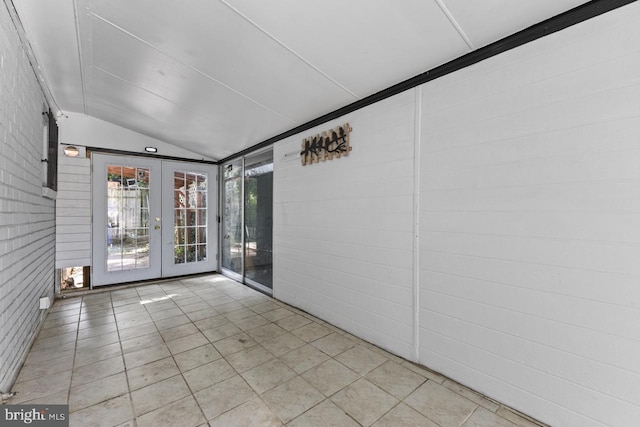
219, 147, 273, 295
91, 153, 218, 287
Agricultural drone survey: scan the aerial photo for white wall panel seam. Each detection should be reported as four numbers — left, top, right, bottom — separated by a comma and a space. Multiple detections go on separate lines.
413, 86, 422, 361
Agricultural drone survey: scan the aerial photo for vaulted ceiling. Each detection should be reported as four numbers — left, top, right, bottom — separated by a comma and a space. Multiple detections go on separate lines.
12, 0, 588, 160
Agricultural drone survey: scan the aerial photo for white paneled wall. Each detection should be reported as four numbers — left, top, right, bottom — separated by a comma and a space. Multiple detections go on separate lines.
0, 4, 56, 392
418, 4, 640, 427
272, 3, 640, 426
274, 91, 418, 360
56, 145, 91, 268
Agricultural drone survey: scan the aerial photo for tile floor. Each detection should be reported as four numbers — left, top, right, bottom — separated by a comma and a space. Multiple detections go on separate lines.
9, 274, 544, 427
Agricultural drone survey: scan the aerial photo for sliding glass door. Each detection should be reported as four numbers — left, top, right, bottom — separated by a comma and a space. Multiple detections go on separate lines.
244, 151, 273, 289
221, 149, 273, 293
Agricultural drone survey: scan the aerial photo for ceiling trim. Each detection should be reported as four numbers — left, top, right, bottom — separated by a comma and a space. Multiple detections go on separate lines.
85, 146, 217, 165
433, 0, 475, 50
217, 0, 635, 164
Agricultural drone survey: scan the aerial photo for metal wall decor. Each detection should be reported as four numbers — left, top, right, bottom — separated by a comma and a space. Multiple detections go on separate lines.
300, 123, 352, 166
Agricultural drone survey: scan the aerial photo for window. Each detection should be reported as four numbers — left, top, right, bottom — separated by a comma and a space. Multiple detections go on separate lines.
42, 109, 58, 191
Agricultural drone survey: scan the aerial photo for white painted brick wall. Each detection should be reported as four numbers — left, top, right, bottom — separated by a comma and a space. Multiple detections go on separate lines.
0, 5, 55, 392
273, 91, 417, 360
273, 3, 640, 426
419, 4, 640, 427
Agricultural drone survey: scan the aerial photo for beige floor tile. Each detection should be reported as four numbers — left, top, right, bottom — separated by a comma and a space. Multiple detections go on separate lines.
212, 332, 257, 356
261, 308, 294, 322
123, 343, 171, 369
144, 300, 178, 313
76, 331, 120, 350
32, 331, 77, 351
443, 379, 500, 412
208, 397, 282, 427
335, 345, 388, 375
154, 314, 191, 330
288, 399, 360, 427
202, 322, 242, 342
261, 376, 324, 423
405, 381, 477, 427
116, 314, 152, 330
261, 333, 306, 356
115, 308, 148, 322
43, 314, 79, 329
224, 307, 258, 322
174, 343, 222, 372
233, 314, 271, 331
159, 322, 199, 341
366, 361, 426, 399
195, 375, 256, 420
275, 314, 312, 331
69, 372, 128, 412
71, 354, 125, 388
20, 391, 69, 405
80, 308, 114, 321
76, 322, 118, 340
372, 402, 438, 427
74, 342, 122, 368
179, 301, 210, 313
47, 307, 80, 320
331, 378, 399, 426
183, 359, 236, 392
226, 344, 275, 372
279, 344, 330, 374
465, 407, 521, 427
241, 359, 297, 394
131, 375, 191, 416
194, 315, 229, 332
250, 301, 281, 314
68, 394, 133, 427
11, 370, 72, 404
25, 347, 75, 365
186, 307, 221, 322
291, 322, 332, 343
78, 316, 117, 332
126, 357, 181, 390
16, 355, 74, 383
310, 333, 357, 357
136, 395, 206, 427
149, 307, 183, 321
212, 300, 243, 311
117, 322, 158, 341
301, 359, 360, 397
166, 332, 209, 355
246, 323, 288, 343
36, 322, 79, 339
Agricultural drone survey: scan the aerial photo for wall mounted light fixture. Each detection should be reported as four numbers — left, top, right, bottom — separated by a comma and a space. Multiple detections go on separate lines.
63, 146, 79, 157
144, 147, 158, 153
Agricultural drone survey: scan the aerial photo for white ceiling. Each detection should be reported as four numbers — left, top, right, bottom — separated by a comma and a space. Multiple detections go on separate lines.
12, 0, 588, 161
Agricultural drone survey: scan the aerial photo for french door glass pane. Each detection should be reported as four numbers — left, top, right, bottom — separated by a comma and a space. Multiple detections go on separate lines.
222, 160, 243, 275
173, 171, 209, 265
106, 165, 150, 271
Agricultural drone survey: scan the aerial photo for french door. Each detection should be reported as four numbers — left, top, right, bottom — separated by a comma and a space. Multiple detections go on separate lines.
92, 154, 217, 286
221, 149, 273, 293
